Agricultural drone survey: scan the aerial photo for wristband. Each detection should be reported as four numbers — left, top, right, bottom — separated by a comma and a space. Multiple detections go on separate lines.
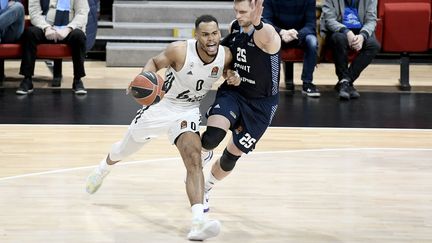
254, 21, 263, 31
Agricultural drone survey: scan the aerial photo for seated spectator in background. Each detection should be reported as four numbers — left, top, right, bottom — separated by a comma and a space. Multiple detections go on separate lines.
0, 0, 25, 43
263, 0, 320, 97
16, 0, 89, 95
320, 0, 380, 100
85, 0, 99, 51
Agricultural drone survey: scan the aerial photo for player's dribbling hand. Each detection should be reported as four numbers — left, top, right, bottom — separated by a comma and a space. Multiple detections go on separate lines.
226, 69, 241, 86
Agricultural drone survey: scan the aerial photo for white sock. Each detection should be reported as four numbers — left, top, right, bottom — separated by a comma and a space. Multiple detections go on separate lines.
205, 172, 219, 192
191, 204, 204, 222
98, 158, 111, 172
201, 151, 207, 161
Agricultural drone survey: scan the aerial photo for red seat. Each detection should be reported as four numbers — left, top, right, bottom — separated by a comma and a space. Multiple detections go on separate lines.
37, 44, 72, 58
429, 19, 432, 49
382, 2, 431, 52
280, 48, 304, 62
379, 0, 431, 90
0, 44, 22, 58
375, 19, 383, 45
0, 44, 72, 59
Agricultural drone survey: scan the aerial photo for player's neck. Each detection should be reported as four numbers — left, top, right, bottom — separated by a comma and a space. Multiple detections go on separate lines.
243, 25, 253, 33
240, 23, 255, 36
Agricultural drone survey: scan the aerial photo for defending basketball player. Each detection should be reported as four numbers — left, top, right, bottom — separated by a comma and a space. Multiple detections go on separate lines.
199, 0, 281, 213
85, 15, 240, 241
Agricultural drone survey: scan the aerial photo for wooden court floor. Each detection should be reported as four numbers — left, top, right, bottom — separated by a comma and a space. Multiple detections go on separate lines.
0, 125, 431, 242
1, 60, 432, 242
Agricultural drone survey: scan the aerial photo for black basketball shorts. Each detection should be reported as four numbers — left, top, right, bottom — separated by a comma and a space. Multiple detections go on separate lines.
206, 89, 278, 153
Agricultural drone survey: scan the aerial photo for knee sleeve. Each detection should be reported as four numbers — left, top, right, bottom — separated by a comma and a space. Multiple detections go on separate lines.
201, 126, 226, 150
219, 148, 241, 172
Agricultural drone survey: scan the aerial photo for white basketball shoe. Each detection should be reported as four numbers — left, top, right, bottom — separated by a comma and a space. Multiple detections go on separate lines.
187, 219, 221, 241
86, 167, 110, 194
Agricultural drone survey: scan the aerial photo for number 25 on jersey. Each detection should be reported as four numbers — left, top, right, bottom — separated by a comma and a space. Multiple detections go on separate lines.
236, 47, 247, 62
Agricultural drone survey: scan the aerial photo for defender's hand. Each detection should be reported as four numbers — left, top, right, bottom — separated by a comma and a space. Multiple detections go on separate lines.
226, 69, 241, 86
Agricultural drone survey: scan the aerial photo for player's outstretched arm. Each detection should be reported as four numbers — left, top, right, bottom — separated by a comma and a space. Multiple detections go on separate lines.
250, 0, 280, 54
142, 41, 186, 72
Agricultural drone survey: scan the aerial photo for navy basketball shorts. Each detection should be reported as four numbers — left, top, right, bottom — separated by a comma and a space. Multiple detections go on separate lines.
207, 89, 278, 154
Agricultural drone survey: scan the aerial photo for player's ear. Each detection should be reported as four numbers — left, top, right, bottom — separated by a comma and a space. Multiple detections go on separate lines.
194, 28, 199, 40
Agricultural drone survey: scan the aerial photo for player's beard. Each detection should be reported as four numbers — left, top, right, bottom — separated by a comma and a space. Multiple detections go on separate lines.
238, 19, 252, 29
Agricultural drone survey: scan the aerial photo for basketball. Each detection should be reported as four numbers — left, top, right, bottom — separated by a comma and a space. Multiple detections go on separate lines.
129, 71, 165, 106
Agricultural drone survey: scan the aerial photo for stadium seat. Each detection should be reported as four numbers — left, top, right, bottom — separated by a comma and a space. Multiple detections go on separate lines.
380, 0, 431, 90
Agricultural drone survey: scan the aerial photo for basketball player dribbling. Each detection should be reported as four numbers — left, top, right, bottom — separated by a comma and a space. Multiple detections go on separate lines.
85, 15, 240, 241
199, 0, 281, 213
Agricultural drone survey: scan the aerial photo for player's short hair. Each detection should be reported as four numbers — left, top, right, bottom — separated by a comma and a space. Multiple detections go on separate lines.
195, 15, 219, 29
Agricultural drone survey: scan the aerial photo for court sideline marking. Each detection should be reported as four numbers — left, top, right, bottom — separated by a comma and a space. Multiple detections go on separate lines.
0, 147, 431, 182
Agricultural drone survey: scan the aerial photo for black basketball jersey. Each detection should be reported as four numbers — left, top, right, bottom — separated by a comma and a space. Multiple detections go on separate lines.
220, 20, 281, 99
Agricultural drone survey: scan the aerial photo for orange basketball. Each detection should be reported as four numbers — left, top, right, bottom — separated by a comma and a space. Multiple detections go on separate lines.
129, 71, 165, 106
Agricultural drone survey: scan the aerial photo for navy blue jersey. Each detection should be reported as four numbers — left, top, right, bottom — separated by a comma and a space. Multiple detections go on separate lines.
220, 20, 281, 99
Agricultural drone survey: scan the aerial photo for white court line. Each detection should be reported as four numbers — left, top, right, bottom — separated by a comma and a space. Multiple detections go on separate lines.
0, 147, 431, 182
251, 147, 432, 155
0, 157, 179, 182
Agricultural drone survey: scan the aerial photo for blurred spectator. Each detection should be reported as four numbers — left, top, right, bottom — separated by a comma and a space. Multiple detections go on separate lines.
0, 0, 25, 43
320, 0, 380, 100
263, 0, 320, 97
86, 0, 99, 51
16, 0, 89, 95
